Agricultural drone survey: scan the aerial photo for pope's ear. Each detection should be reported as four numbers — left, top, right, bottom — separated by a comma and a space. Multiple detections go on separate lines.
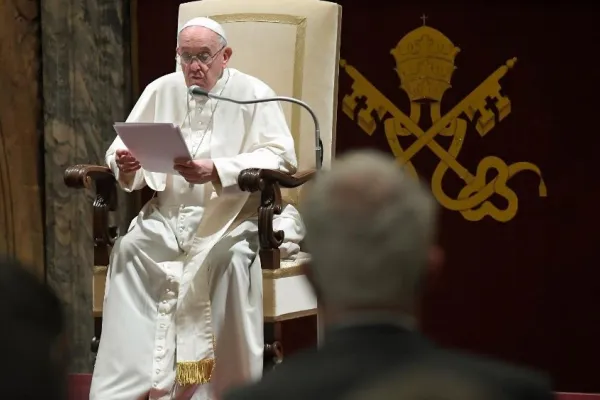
222, 47, 232, 65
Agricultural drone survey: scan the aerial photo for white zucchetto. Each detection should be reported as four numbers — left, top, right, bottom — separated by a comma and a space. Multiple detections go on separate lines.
178, 17, 227, 43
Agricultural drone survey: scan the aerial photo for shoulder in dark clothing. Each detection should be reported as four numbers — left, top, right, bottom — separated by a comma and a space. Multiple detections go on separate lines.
224, 325, 554, 400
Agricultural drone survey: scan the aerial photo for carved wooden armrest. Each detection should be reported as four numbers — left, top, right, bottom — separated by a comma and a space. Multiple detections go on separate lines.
238, 168, 317, 270
238, 168, 317, 369
64, 164, 115, 189
238, 169, 317, 191
64, 164, 118, 266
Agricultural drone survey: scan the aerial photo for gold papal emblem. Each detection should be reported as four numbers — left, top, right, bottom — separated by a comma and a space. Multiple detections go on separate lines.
340, 20, 547, 222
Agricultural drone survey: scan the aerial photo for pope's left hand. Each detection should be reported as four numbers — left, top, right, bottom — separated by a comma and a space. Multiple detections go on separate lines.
173, 158, 218, 184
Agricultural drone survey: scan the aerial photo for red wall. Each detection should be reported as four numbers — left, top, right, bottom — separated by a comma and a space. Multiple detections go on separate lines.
135, 1, 600, 393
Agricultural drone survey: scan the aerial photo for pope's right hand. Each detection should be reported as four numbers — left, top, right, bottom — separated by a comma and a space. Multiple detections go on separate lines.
115, 149, 141, 174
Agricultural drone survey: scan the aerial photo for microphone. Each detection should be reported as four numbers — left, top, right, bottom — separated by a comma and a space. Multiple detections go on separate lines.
189, 85, 323, 170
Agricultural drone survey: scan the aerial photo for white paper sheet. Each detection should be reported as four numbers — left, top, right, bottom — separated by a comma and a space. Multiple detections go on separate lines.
113, 122, 192, 174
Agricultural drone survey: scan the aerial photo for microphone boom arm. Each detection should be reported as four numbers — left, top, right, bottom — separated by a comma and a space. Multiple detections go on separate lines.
189, 87, 323, 170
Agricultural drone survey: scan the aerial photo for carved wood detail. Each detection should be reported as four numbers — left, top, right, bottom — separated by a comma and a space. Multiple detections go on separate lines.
238, 168, 316, 271
0, 0, 45, 277
238, 168, 317, 368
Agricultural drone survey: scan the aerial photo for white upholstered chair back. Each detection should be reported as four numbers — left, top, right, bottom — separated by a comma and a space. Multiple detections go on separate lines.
178, 0, 341, 201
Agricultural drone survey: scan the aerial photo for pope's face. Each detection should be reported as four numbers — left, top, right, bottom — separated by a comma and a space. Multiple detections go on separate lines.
177, 26, 232, 90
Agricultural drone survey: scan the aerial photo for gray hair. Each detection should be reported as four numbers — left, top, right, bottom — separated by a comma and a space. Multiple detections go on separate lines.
301, 149, 438, 310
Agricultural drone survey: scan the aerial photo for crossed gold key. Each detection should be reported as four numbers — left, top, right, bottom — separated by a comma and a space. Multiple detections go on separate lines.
340, 58, 546, 222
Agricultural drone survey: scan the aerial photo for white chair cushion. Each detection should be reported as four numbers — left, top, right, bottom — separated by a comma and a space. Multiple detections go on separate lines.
262, 252, 317, 321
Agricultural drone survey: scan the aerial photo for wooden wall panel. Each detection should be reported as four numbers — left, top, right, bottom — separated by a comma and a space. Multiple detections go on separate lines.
0, 0, 45, 277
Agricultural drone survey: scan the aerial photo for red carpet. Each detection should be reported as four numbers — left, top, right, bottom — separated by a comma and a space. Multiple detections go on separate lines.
68, 374, 599, 400
69, 374, 92, 400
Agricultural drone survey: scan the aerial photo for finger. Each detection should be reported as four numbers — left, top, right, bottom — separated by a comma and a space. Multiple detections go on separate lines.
121, 164, 141, 173
116, 150, 135, 161
121, 167, 141, 174
174, 157, 192, 165
119, 155, 137, 163
174, 164, 194, 171
178, 172, 196, 181
174, 164, 195, 172
119, 163, 140, 171
119, 159, 139, 166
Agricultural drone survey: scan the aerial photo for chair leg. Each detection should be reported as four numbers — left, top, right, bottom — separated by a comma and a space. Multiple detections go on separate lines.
263, 321, 283, 371
91, 316, 102, 366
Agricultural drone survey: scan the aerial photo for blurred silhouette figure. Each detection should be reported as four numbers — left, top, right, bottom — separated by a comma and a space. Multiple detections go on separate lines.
224, 150, 554, 400
0, 257, 66, 400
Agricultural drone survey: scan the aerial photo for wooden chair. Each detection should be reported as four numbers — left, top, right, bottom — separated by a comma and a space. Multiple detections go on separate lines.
63, 0, 341, 371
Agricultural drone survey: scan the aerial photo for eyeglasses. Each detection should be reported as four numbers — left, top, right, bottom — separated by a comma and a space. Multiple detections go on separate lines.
177, 45, 225, 66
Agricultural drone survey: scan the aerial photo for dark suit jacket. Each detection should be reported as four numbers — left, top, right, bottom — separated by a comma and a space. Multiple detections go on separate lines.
223, 324, 554, 400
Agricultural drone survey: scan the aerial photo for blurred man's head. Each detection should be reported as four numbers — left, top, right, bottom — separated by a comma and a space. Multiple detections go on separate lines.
0, 257, 66, 400
301, 150, 442, 319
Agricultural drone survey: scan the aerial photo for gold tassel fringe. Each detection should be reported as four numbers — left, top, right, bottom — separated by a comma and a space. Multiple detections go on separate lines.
176, 358, 215, 386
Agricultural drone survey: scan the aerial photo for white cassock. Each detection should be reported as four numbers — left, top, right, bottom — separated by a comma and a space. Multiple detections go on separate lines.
90, 68, 305, 400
